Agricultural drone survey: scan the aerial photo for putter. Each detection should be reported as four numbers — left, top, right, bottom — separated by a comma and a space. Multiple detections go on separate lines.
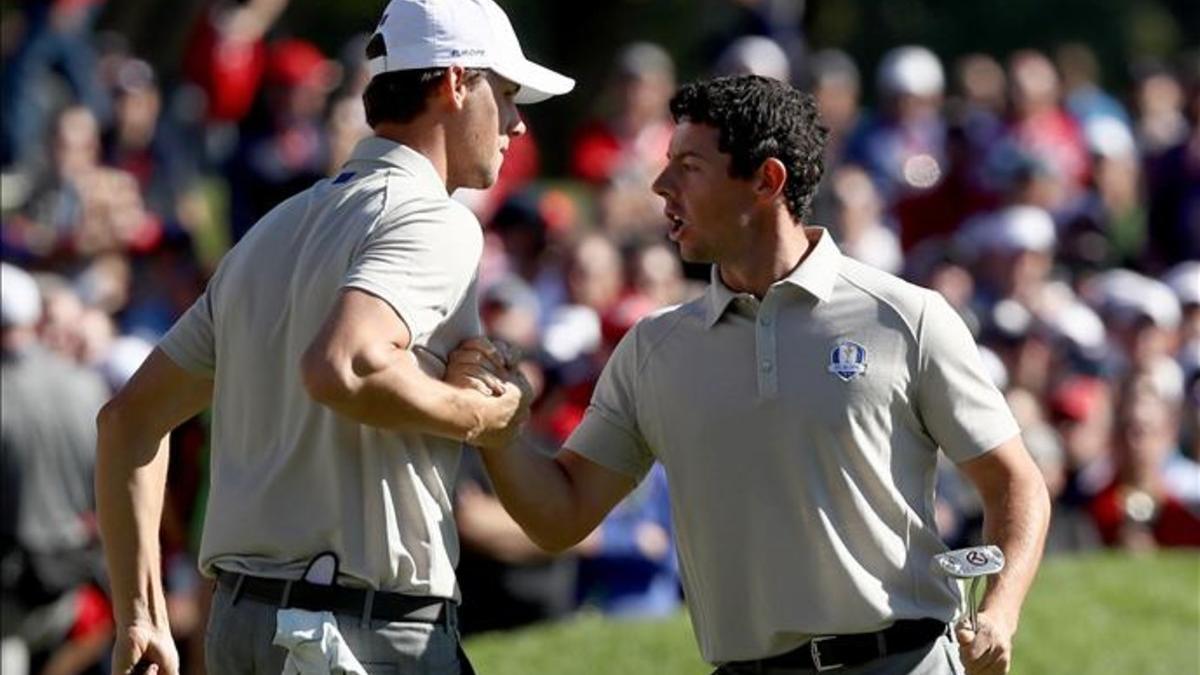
932, 545, 1005, 632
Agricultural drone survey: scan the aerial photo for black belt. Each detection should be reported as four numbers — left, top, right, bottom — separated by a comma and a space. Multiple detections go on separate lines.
735, 619, 948, 672
217, 571, 451, 625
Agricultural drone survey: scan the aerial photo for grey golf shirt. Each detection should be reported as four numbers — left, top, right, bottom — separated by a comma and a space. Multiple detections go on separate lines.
566, 228, 1020, 663
160, 137, 483, 599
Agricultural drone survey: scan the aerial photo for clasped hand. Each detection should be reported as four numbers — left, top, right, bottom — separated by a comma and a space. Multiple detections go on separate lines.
446, 337, 533, 448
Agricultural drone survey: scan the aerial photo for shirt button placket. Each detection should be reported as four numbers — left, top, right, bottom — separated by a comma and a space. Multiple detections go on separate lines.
758, 303, 778, 398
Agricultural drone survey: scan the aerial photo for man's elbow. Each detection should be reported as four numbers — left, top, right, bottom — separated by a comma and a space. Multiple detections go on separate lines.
525, 513, 595, 554
96, 395, 131, 446
300, 349, 357, 407
528, 529, 585, 555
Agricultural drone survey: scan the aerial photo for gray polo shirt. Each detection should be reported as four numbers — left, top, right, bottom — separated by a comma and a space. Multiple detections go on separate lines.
160, 137, 483, 599
566, 228, 1020, 663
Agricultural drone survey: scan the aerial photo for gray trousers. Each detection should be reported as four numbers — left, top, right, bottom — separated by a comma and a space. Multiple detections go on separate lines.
205, 580, 473, 675
713, 635, 965, 675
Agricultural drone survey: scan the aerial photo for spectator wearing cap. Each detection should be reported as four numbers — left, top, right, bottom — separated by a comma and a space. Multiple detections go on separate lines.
103, 58, 199, 224
845, 45, 948, 203
713, 35, 790, 83
1, 263, 113, 671
959, 204, 1057, 318
1164, 261, 1200, 345
1086, 269, 1183, 389
1058, 116, 1147, 271
488, 194, 569, 326
978, 299, 1055, 398
1046, 376, 1111, 552
227, 38, 339, 242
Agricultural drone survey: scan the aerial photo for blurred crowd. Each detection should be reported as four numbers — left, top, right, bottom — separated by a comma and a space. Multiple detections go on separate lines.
1, 0, 1198, 672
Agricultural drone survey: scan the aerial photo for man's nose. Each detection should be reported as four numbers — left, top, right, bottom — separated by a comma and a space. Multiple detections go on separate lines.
507, 108, 526, 138
651, 168, 670, 198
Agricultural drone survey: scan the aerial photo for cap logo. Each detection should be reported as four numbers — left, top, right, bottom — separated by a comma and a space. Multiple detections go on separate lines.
450, 48, 486, 58
828, 340, 868, 381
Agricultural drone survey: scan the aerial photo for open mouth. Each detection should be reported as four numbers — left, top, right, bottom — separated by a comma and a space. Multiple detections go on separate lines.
665, 209, 687, 240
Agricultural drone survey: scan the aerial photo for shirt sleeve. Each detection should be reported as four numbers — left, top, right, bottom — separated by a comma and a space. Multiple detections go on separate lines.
564, 325, 655, 480
159, 290, 217, 375
343, 197, 479, 341
915, 291, 1020, 463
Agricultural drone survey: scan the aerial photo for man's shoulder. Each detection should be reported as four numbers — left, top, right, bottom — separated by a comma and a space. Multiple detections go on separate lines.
622, 297, 706, 358
834, 257, 934, 327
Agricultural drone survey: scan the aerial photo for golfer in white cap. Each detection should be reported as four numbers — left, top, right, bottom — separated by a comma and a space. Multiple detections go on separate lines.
96, 1, 571, 673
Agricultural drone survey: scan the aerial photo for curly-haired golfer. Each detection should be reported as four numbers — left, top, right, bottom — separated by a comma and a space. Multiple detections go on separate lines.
455, 75, 1049, 675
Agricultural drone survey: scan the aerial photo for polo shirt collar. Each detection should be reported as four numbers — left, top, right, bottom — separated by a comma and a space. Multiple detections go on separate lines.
346, 136, 448, 197
704, 227, 842, 328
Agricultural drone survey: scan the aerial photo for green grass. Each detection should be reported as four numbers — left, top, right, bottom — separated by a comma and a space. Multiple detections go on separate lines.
463, 551, 1200, 675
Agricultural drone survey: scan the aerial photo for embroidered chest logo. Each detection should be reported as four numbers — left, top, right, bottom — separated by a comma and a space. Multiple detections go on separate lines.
828, 340, 868, 381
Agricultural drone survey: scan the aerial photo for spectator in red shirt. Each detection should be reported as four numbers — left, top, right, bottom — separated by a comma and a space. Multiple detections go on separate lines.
1089, 373, 1200, 549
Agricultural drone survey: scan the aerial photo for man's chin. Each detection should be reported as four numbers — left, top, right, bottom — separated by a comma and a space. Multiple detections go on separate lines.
674, 243, 708, 265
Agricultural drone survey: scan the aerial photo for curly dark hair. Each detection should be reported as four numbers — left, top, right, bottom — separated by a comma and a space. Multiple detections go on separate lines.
668, 75, 829, 222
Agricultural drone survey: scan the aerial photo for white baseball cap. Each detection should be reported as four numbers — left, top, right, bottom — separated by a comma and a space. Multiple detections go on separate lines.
1086, 269, 1181, 330
1083, 116, 1136, 159
877, 46, 944, 98
367, 0, 574, 104
1, 263, 42, 328
1163, 261, 1200, 307
959, 205, 1056, 256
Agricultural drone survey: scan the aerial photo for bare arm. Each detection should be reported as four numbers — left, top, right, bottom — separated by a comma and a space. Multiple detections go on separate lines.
300, 289, 520, 443
455, 480, 554, 565
954, 435, 1051, 674
96, 349, 213, 675
446, 338, 638, 551
477, 444, 637, 553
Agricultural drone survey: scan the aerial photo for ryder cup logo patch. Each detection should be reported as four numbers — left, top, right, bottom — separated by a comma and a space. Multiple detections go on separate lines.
828, 340, 868, 381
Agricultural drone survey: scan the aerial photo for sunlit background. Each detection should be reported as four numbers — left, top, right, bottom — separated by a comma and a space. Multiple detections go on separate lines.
1, 0, 1197, 673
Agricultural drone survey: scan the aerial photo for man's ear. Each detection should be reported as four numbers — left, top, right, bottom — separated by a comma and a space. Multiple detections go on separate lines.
439, 64, 471, 111
755, 157, 788, 204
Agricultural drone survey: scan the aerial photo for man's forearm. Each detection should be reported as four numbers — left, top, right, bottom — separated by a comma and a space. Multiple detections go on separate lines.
477, 442, 591, 553
304, 348, 494, 441
477, 441, 638, 554
96, 414, 171, 630
978, 467, 1051, 626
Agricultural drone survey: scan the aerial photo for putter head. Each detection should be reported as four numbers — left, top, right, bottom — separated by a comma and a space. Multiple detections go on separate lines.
932, 545, 1006, 579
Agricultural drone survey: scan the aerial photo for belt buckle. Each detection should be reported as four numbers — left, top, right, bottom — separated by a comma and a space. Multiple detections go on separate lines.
809, 635, 844, 672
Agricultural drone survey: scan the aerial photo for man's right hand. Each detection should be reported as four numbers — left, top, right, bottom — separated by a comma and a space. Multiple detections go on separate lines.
113, 622, 179, 675
448, 337, 534, 449
471, 380, 528, 449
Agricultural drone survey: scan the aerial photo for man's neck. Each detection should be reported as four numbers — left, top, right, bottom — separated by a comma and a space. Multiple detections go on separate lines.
718, 221, 814, 298
373, 123, 452, 190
